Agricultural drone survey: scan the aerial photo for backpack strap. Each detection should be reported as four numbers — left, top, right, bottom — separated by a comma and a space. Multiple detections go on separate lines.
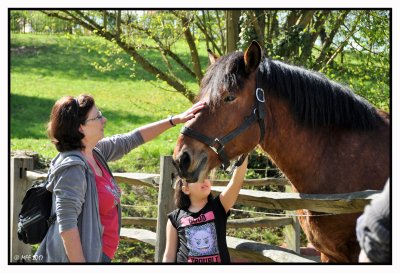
47, 214, 57, 227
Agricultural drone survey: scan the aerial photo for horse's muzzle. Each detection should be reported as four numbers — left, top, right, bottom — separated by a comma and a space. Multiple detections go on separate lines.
173, 150, 208, 183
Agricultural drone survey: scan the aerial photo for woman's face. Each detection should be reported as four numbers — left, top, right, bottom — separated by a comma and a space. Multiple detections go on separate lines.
80, 105, 107, 146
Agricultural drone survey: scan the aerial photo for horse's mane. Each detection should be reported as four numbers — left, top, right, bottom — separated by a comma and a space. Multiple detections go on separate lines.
262, 58, 384, 130
200, 51, 385, 130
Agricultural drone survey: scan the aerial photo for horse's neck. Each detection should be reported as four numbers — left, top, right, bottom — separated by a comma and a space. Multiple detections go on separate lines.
260, 99, 330, 193
260, 98, 389, 194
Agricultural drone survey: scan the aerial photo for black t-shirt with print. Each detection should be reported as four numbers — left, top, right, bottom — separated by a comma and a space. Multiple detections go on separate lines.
168, 194, 230, 263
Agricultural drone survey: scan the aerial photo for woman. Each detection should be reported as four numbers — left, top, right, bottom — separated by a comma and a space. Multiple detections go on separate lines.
35, 94, 206, 263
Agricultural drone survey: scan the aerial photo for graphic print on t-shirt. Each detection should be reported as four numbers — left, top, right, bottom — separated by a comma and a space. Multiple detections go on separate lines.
180, 211, 221, 262
105, 177, 121, 206
186, 222, 218, 256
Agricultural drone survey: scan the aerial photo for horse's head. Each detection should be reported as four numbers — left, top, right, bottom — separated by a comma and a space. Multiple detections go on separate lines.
173, 41, 265, 182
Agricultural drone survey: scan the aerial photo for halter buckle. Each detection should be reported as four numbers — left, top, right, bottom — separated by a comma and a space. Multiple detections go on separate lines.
256, 88, 265, 103
210, 138, 224, 154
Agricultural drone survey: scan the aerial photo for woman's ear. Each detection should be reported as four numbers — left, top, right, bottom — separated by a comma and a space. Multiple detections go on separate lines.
79, 124, 85, 134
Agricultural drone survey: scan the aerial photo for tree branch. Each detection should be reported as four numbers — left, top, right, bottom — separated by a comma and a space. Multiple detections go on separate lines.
49, 10, 196, 101
195, 14, 223, 56
321, 15, 361, 71
313, 10, 350, 70
125, 19, 197, 78
174, 11, 203, 83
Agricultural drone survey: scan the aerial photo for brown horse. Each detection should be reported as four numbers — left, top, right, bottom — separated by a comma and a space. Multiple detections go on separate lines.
173, 41, 390, 263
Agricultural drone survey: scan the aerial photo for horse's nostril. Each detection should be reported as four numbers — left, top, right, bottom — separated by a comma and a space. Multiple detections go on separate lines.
179, 151, 191, 173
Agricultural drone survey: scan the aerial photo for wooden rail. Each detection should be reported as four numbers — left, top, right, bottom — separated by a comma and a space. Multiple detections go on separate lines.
27, 171, 289, 187
13, 154, 380, 263
212, 187, 380, 214
121, 216, 293, 229
120, 228, 317, 263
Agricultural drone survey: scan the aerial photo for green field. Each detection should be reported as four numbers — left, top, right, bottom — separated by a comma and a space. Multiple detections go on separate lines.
10, 34, 197, 174
10, 33, 389, 263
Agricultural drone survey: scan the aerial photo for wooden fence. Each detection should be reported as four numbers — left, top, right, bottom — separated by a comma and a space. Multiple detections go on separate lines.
10, 153, 381, 263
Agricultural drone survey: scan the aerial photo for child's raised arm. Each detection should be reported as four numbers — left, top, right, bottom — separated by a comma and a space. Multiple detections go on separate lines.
219, 156, 248, 213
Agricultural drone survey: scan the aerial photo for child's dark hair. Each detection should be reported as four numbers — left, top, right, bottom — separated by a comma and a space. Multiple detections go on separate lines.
174, 178, 213, 209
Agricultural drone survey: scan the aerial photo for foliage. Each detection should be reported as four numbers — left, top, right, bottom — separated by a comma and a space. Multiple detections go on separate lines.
9, 9, 389, 111
113, 240, 155, 263
10, 10, 74, 34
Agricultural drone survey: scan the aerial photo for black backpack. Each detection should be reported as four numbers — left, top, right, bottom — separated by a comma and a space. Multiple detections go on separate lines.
17, 153, 87, 245
17, 177, 56, 245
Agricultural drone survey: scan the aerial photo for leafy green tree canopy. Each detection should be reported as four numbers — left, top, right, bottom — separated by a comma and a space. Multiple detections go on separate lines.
12, 9, 389, 110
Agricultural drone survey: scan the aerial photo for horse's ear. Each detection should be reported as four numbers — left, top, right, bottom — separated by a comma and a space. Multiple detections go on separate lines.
244, 40, 262, 74
208, 49, 218, 65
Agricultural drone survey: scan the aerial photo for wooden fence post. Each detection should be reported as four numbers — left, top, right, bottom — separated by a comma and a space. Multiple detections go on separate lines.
10, 154, 34, 262
154, 155, 176, 262
283, 184, 300, 253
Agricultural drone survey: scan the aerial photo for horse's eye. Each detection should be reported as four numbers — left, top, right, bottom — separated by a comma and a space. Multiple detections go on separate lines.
224, 95, 236, 103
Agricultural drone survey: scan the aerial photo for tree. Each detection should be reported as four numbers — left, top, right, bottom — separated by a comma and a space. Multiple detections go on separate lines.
226, 10, 241, 52
36, 9, 389, 108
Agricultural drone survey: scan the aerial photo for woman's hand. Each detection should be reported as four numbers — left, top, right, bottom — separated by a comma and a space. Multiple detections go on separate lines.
138, 101, 206, 143
172, 101, 207, 125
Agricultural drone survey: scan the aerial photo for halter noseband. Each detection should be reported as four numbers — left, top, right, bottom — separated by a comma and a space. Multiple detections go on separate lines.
180, 69, 266, 171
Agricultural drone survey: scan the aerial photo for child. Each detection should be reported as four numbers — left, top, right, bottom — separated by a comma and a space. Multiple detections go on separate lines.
162, 156, 248, 263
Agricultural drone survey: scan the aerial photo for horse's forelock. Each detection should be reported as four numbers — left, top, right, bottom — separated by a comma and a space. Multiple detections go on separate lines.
199, 52, 246, 110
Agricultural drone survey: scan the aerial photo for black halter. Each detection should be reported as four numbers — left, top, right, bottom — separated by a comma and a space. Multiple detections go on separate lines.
180, 69, 266, 171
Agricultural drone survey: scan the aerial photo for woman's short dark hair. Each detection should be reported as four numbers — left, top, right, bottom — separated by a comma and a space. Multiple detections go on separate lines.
174, 178, 213, 209
47, 94, 94, 152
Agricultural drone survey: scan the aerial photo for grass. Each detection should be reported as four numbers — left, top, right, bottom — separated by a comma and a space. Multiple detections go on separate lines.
10, 33, 194, 174
11, 33, 389, 263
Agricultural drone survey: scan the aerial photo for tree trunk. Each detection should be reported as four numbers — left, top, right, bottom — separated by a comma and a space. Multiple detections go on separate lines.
216, 10, 225, 54
249, 10, 265, 47
103, 10, 107, 30
286, 10, 300, 29
68, 22, 73, 34
116, 10, 121, 35
295, 10, 315, 28
298, 10, 330, 63
202, 10, 210, 50
180, 15, 203, 83
226, 10, 241, 53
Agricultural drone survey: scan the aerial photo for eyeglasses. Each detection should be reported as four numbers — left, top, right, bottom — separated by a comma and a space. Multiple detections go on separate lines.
85, 111, 103, 123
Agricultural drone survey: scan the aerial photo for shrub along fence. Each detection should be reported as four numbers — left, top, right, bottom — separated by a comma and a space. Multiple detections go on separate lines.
10, 153, 380, 263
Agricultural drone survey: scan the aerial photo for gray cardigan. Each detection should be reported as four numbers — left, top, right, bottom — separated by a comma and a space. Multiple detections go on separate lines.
35, 129, 144, 262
